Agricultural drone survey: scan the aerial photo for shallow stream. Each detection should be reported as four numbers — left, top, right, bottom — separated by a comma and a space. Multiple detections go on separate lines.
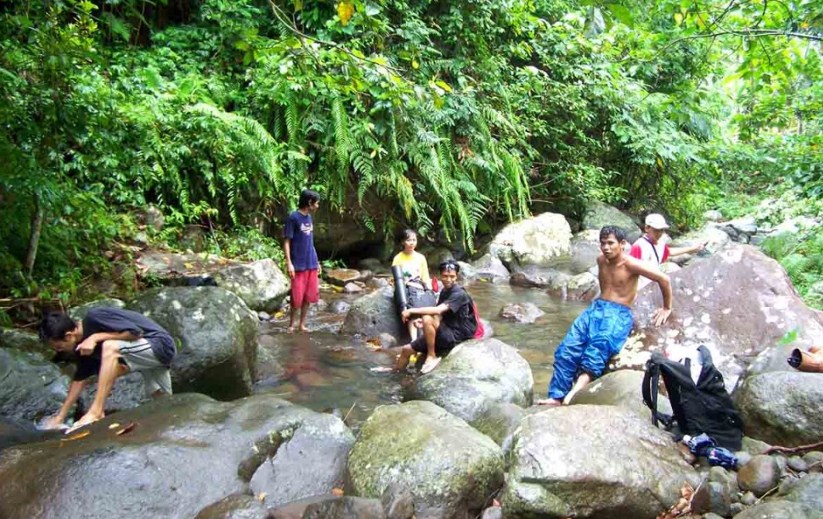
255, 281, 589, 428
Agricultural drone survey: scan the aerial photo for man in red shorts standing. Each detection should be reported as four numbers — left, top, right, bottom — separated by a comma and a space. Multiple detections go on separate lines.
284, 189, 321, 333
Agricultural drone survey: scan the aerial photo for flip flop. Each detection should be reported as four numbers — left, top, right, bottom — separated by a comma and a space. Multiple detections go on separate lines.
420, 356, 441, 374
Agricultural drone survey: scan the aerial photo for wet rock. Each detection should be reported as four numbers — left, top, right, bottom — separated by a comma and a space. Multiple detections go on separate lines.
803, 451, 823, 472
709, 466, 738, 500
213, 259, 290, 313
413, 338, 533, 426
0, 394, 354, 519
470, 253, 510, 282
343, 282, 363, 294
194, 494, 268, 519
347, 401, 504, 519
489, 212, 572, 270
502, 405, 699, 519
367, 276, 390, 289
741, 437, 772, 456
721, 216, 758, 242
358, 258, 387, 275
509, 265, 568, 289
82, 370, 148, 414
339, 288, 403, 339
455, 261, 476, 282
498, 302, 545, 323
0, 327, 51, 357
328, 300, 351, 314
734, 372, 823, 446
0, 348, 69, 423
68, 298, 126, 321
738, 455, 781, 497
691, 481, 730, 517
736, 500, 814, 518
569, 370, 673, 419
0, 416, 60, 451
470, 402, 523, 451
740, 491, 758, 505
381, 483, 414, 519
325, 269, 371, 287
565, 271, 599, 300
582, 201, 641, 243
628, 245, 823, 388
301, 496, 385, 519
788, 455, 808, 472
131, 286, 259, 400
568, 230, 601, 275
144, 204, 165, 230
778, 473, 823, 510
377, 333, 396, 349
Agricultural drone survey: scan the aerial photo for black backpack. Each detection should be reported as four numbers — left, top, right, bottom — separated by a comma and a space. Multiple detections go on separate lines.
642, 345, 744, 450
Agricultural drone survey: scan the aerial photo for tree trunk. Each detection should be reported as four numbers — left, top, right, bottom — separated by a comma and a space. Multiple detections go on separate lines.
24, 193, 44, 277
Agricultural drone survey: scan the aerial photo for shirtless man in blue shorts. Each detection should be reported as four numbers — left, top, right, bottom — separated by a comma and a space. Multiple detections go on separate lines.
538, 225, 673, 406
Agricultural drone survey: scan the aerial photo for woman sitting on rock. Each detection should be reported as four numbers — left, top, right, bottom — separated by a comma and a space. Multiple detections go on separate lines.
391, 229, 435, 341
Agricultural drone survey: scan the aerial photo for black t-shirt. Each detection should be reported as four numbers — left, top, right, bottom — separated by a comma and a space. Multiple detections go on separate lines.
73, 308, 175, 381
437, 284, 477, 342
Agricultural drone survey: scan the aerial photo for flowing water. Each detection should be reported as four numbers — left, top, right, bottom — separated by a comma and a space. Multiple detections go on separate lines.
255, 281, 589, 429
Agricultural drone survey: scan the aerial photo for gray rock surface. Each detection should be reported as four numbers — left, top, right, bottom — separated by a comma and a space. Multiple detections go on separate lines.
488, 212, 572, 270
502, 405, 699, 518
734, 371, 823, 447
0, 348, 69, 423
499, 302, 545, 323
347, 401, 504, 519
738, 455, 781, 497
131, 287, 259, 399
0, 394, 354, 519
213, 259, 290, 313
582, 201, 641, 243
339, 287, 403, 339
412, 339, 533, 426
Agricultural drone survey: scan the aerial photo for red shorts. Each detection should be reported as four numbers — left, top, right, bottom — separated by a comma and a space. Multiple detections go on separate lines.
291, 269, 319, 307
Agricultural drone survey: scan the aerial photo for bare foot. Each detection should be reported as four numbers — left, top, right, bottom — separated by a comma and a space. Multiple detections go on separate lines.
66, 411, 104, 433
299, 325, 309, 333
535, 399, 563, 407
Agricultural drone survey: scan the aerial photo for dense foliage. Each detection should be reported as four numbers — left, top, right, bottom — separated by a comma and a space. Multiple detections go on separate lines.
1, 0, 821, 308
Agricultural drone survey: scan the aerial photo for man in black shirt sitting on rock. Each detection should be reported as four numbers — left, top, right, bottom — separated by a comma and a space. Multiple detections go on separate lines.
395, 259, 478, 374
39, 308, 176, 432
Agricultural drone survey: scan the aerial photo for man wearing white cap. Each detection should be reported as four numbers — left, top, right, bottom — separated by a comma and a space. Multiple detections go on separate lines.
630, 213, 705, 289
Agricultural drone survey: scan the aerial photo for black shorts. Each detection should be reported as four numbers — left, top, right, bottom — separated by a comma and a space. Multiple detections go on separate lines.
410, 325, 458, 355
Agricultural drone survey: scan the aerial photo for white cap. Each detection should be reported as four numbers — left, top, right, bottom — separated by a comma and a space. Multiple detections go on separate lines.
645, 213, 670, 230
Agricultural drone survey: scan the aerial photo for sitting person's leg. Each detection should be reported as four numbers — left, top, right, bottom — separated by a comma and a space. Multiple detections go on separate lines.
394, 344, 417, 371
568, 301, 634, 404
119, 338, 174, 398
541, 307, 593, 405
70, 340, 128, 430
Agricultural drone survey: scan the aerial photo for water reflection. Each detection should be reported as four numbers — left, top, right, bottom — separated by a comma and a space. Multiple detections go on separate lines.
255, 281, 588, 429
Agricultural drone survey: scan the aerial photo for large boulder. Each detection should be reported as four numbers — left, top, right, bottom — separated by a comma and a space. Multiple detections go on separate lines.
626, 245, 823, 387
734, 371, 823, 447
508, 265, 568, 290
0, 394, 354, 519
213, 259, 291, 313
68, 298, 126, 321
130, 287, 259, 400
568, 230, 601, 275
0, 327, 51, 357
347, 401, 504, 519
733, 473, 823, 519
488, 212, 572, 270
469, 253, 510, 282
412, 339, 533, 427
499, 303, 545, 323
502, 405, 699, 518
339, 287, 403, 339
582, 201, 641, 243
324, 268, 371, 287
136, 250, 237, 285
569, 369, 673, 419
0, 348, 69, 423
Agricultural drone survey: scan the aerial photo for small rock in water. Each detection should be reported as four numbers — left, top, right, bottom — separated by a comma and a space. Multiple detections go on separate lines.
258, 311, 271, 321
344, 282, 363, 294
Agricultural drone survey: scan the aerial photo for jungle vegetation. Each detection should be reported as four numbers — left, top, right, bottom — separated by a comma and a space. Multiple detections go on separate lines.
1, 0, 822, 310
